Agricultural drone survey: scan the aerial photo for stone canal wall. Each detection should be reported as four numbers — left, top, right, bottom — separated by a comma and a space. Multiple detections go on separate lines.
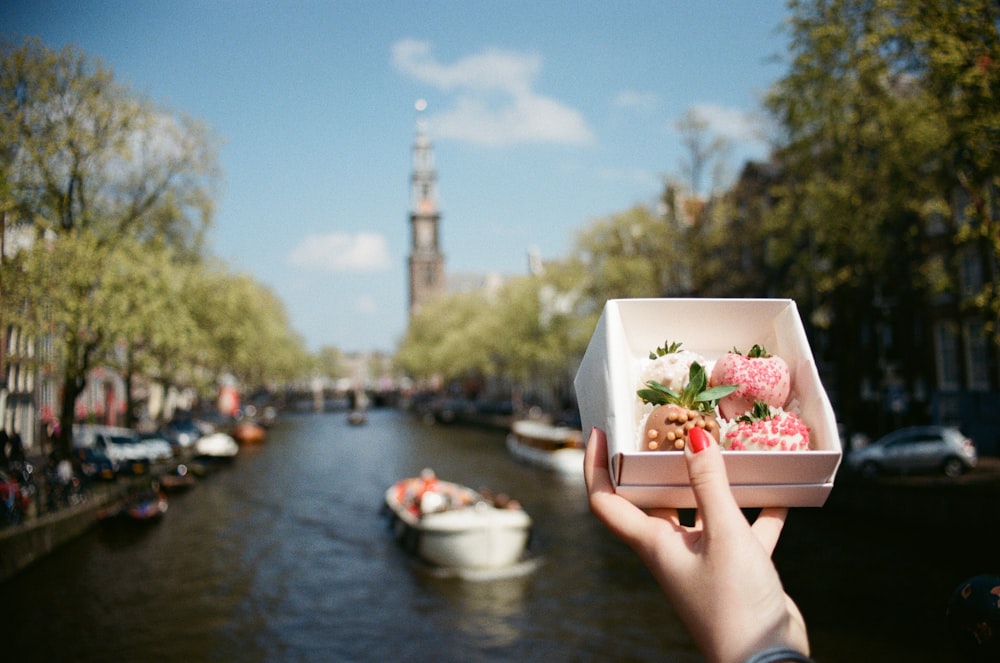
0, 484, 123, 583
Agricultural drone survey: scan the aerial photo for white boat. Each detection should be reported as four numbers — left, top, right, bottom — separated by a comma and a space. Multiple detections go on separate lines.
384, 474, 532, 570
506, 419, 585, 476
194, 432, 239, 459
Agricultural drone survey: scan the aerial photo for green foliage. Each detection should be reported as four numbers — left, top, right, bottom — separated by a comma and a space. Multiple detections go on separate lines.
0, 38, 307, 440
395, 259, 591, 390
765, 0, 1000, 316
636, 363, 737, 412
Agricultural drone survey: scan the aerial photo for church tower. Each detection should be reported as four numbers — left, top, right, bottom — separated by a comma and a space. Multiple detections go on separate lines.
407, 101, 446, 315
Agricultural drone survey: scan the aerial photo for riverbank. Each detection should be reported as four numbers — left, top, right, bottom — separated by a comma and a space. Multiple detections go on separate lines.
0, 458, 197, 583
0, 480, 124, 583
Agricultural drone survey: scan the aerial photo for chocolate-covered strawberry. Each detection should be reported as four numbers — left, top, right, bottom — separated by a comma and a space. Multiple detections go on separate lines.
639, 340, 708, 394
722, 401, 811, 451
637, 362, 737, 450
710, 344, 790, 420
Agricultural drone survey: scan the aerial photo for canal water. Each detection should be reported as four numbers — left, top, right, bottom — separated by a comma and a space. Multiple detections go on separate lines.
0, 409, 981, 661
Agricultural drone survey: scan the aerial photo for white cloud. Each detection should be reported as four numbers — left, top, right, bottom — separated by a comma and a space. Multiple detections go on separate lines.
685, 103, 762, 143
287, 232, 391, 272
392, 39, 594, 147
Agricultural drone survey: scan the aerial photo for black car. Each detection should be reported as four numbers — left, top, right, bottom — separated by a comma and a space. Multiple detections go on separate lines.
73, 446, 118, 481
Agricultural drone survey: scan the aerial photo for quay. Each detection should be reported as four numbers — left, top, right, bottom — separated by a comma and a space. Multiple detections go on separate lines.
0, 462, 181, 583
0, 480, 125, 583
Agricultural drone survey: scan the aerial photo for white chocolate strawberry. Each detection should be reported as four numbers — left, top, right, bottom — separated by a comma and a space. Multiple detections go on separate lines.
710, 344, 790, 420
721, 402, 810, 451
637, 340, 709, 394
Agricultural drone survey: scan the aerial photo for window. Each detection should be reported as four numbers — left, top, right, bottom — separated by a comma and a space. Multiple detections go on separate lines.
935, 322, 960, 390
958, 246, 983, 299
964, 320, 990, 390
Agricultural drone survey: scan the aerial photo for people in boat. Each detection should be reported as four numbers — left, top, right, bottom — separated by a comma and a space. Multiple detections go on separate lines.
584, 426, 812, 663
396, 470, 485, 516
395, 468, 443, 516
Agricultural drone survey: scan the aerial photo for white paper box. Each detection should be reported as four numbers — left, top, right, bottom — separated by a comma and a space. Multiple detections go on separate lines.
574, 298, 842, 508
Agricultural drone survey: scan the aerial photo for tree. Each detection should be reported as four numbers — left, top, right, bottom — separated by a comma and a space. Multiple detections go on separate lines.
1, 38, 218, 248
1, 38, 221, 455
103, 239, 202, 427
675, 107, 733, 197
892, 0, 1000, 336
764, 0, 1000, 432
184, 263, 309, 394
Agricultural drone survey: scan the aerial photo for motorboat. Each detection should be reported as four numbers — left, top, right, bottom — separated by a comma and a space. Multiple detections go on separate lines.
98, 488, 168, 523
232, 421, 266, 444
506, 419, 585, 476
347, 409, 368, 426
157, 464, 196, 492
194, 432, 239, 459
383, 473, 532, 570
125, 491, 168, 521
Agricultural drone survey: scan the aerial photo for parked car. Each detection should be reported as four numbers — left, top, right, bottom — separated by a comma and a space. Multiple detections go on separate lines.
72, 446, 118, 481
138, 432, 175, 460
846, 425, 977, 478
161, 417, 206, 450
74, 425, 173, 475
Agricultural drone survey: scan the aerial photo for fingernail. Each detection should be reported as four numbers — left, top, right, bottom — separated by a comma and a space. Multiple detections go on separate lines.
688, 426, 712, 453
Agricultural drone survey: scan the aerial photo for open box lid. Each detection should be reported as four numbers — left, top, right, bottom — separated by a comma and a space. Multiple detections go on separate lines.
575, 298, 842, 508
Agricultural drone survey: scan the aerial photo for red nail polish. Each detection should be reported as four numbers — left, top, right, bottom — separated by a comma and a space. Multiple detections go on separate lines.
688, 426, 712, 453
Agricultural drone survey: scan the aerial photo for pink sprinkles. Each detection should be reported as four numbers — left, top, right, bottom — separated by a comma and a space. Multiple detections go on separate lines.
724, 412, 810, 451
729, 359, 789, 402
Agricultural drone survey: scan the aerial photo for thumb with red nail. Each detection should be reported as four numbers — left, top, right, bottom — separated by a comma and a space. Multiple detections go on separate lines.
584, 426, 811, 663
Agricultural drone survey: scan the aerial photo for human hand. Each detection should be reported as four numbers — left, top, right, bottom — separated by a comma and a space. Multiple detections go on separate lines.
583, 426, 809, 663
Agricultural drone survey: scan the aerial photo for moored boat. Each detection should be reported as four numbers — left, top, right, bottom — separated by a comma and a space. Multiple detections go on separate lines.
347, 409, 368, 426
232, 421, 266, 444
158, 464, 196, 492
125, 491, 168, 521
383, 471, 532, 570
99, 488, 168, 523
194, 432, 239, 459
506, 419, 585, 476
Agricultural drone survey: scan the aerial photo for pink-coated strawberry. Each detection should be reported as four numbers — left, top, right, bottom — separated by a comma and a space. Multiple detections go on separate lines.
722, 401, 810, 451
710, 344, 790, 420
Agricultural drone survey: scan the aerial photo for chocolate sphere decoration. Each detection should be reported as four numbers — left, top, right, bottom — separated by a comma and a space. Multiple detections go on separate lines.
642, 404, 719, 450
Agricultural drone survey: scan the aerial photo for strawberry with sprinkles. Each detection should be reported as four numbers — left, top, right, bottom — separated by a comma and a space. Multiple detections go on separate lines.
722, 401, 811, 452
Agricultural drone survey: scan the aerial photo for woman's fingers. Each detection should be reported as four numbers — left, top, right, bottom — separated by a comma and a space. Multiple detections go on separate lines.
585, 428, 687, 551
750, 507, 788, 555
682, 427, 744, 534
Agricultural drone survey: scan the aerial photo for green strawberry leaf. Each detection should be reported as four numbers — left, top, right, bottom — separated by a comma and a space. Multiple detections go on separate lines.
636, 380, 680, 405
736, 400, 774, 422
695, 385, 739, 402
636, 361, 738, 411
648, 340, 683, 360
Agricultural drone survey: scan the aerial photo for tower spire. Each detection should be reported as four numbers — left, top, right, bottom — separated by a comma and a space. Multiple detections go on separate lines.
407, 100, 446, 316
410, 99, 437, 215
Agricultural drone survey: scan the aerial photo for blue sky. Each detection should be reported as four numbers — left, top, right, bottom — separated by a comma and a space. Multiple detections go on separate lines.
2, 0, 791, 354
